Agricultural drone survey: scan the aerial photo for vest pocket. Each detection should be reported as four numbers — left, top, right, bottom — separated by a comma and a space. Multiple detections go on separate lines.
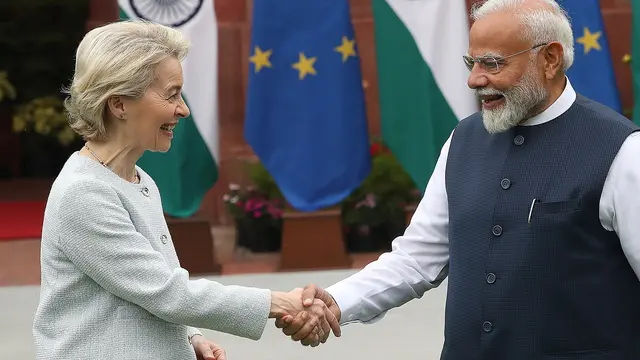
545, 348, 617, 359
535, 198, 581, 215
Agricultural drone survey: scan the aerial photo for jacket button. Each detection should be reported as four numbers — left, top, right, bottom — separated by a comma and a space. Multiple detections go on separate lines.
486, 273, 496, 284
141, 187, 150, 197
487, 273, 496, 284
492, 225, 503, 236
514, 135, 524, 145
500, 178, 511, 189
483, 321, 493, 332
160, 234, 167, 244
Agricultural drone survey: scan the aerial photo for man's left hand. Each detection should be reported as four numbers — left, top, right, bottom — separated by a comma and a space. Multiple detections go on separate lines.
191, 335, 227, 360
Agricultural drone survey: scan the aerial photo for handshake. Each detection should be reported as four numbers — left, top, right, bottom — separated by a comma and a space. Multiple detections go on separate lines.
269, 284, 341, 347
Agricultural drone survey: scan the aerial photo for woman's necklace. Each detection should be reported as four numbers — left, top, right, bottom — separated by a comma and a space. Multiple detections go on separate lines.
84, 145, 140, 184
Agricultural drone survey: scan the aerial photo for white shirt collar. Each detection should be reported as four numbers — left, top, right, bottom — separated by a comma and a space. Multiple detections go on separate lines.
520, 76, 576, 126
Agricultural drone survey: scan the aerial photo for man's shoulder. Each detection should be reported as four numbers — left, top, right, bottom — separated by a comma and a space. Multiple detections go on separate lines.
573, 94, 639, 131
458, 111, 483, 126
451, 111, 485, 140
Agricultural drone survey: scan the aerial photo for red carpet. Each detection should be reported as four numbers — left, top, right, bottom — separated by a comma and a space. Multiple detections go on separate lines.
0, 201, 46, 240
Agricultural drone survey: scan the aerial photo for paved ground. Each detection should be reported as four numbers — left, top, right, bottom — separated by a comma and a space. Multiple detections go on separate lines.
0, 269, 449, 360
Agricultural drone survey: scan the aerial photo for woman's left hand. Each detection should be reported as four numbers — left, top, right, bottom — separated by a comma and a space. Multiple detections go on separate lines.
191, 335, 227, 360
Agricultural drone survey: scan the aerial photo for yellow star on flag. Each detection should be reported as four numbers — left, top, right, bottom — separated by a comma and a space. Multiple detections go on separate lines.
249, 46, 273, 73
335, 36, 356, 62
576, 27, 601, 54
292, 53, 317, 80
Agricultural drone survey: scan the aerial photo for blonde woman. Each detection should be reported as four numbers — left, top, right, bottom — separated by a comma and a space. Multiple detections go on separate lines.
32, 20, 339, 360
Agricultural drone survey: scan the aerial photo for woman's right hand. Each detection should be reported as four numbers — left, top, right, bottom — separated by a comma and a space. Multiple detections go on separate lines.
269, 289, 339, 346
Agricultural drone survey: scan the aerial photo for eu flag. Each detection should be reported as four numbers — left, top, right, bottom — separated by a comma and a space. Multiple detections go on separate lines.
244, 0, 371, 212
560, 0, 622, 112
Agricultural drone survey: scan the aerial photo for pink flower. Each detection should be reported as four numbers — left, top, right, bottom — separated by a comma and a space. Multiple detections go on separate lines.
245, 197, 271, 213
357, 225, 370, 236
253, 211, 262, 218
365, 193, 376, 206
244, 198, 258, 211
355, 193, 376, 209
267, 205, 283, 218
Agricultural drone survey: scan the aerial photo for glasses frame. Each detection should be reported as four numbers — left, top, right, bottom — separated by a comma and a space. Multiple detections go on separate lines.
462, 43, 549, 73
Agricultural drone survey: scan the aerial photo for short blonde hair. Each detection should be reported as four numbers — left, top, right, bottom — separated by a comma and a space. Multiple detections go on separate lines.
63, 20, 189, 141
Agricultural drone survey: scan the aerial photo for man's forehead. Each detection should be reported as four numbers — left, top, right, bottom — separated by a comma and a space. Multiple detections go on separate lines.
468, 12, 529, 57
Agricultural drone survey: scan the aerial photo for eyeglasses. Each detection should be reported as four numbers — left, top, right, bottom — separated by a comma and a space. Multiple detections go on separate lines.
462, 43, 548, 73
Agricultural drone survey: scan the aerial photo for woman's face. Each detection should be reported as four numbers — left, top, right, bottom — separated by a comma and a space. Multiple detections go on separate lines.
121, 56, 190, 153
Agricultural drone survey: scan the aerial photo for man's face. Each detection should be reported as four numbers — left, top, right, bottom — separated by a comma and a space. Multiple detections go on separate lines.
466, 11, 548, 133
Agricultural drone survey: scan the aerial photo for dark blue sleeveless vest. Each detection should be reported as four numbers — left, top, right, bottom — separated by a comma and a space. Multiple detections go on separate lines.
442, 95, 640, 360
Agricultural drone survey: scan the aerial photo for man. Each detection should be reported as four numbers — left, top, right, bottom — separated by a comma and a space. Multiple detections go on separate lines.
277, 0, 640, 358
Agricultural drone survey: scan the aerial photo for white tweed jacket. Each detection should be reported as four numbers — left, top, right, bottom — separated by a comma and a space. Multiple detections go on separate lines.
33, 152, 272, 360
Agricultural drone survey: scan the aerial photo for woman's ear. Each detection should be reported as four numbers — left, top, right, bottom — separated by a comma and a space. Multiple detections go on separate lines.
106, 96, 126, 119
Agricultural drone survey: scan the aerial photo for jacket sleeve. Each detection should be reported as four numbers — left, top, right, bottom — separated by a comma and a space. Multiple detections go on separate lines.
57, 179, 271, 340
326, 132, 452, 325
187, 327, 202, 341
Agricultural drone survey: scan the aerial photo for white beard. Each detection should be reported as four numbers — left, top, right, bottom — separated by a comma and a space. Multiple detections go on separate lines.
478, 67, 548, 134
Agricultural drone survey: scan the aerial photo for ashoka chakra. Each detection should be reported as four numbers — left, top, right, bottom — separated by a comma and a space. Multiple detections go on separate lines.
129, 0, 204, 27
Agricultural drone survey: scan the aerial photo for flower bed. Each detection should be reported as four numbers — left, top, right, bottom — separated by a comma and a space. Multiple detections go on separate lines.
223, 140, 421, 253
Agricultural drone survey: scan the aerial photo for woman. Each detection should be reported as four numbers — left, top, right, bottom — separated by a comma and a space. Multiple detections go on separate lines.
32, 20, 339, 360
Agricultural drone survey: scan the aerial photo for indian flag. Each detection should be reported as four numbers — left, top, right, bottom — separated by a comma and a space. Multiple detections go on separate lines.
118, 0, 219, 218
373, 0, 478, 189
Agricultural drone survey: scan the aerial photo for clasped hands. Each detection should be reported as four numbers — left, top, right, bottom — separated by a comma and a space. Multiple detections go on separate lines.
270, 284, 341, 347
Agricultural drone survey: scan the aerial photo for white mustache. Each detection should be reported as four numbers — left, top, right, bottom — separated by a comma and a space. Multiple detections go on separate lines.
476, 88, 505, 97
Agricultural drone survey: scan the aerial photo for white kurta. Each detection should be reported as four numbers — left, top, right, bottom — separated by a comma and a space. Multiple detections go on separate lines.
327, 78, 640, 325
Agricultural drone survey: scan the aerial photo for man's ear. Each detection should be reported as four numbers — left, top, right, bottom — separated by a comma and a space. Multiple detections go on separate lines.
542, 42, 564, 79
106, 96, 126, 119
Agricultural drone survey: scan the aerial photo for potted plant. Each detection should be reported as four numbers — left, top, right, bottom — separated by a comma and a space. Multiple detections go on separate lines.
12, 95, 81, 177
342, 139, 420, 252
222, 161, 285, 253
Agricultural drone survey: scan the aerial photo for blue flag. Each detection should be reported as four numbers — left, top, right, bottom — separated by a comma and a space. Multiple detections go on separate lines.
560, 0, 622, 112
244, 0, 371, 212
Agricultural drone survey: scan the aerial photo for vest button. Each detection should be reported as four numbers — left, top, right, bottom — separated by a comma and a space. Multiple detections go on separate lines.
492, 225, 503, 236
482, 321, 493, 332
500, 178, 511, 189
486, 273, 496, 284
514, 135, 524, 145
160, 234, 168, 244
141, 187, 150, 197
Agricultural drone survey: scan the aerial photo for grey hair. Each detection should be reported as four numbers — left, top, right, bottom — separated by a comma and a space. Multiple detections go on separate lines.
63, 20, 190, 141
471, 0, 574, 71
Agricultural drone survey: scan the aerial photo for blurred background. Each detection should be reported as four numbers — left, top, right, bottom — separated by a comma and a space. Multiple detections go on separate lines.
0, 0, 638, 357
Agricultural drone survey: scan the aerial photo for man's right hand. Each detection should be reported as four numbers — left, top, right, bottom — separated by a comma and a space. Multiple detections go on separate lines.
274, 284, 342, 344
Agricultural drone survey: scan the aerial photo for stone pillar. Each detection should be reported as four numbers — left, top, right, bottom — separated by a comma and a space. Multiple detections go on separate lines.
86, 0, 119, 31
